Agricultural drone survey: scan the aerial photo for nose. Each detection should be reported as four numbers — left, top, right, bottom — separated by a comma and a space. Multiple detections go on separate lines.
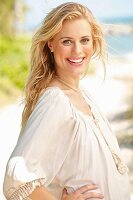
72, 42, 82, 55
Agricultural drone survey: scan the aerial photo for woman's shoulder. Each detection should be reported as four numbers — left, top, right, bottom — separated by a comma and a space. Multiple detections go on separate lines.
29, 86, 75, 125
39, 86, 68, 102
36, 86, 71, 112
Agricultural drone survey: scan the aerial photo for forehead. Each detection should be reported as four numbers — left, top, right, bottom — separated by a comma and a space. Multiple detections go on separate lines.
55, 18, 92, 39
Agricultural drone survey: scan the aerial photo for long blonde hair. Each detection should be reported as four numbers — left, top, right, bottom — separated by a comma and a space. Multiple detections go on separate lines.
21, 2, 107, 128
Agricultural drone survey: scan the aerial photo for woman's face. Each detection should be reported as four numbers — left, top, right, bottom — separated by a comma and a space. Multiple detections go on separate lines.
48, 18, 93, 78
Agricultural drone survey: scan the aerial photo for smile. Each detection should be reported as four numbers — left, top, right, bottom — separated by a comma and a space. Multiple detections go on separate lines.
67, 57, 84, 64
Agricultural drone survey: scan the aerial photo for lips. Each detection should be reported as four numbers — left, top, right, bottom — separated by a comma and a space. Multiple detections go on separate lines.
67, 57, 84, 64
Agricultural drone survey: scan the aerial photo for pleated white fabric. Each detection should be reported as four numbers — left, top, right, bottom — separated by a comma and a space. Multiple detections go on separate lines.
3, 87, 130, 200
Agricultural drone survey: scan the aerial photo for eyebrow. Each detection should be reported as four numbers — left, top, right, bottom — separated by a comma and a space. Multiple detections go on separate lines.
60, 35, 92, 40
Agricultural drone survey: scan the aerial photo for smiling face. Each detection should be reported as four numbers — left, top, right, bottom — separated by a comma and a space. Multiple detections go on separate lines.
48, 18, 94, 79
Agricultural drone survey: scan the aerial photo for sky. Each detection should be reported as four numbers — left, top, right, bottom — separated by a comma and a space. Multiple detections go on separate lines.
24, 0, 133, 30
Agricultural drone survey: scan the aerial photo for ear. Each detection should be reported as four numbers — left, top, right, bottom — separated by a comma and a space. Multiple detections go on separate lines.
48, 40, 54, 52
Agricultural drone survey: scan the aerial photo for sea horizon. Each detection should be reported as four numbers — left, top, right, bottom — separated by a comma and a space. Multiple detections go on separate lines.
101, 15, 133, 24
23, 15, 133, 31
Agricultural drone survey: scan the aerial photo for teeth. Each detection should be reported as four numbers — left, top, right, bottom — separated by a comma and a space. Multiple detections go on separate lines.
68, 58, 83, 63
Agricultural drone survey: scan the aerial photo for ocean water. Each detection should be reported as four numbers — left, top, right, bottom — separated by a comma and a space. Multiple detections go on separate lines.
101, 16, 133, 25
102, 16, 133, 56
105, 35, 133, 56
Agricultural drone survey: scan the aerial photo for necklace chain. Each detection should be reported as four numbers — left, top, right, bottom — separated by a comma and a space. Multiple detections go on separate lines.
55, 75, 129, 175
55, 76, 81, 94
94, 117, 129, 175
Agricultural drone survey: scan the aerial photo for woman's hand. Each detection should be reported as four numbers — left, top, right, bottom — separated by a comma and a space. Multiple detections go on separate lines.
61, 184, 104, 200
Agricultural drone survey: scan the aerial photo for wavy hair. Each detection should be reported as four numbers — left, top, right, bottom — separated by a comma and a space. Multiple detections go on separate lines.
21, 2, 107, 128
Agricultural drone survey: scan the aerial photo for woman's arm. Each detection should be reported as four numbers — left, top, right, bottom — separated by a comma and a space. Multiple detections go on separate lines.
29, 184, 104, 200
29, 186, 58, 200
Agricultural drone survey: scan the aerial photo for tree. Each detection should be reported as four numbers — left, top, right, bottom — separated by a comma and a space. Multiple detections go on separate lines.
0, 0, 25, 36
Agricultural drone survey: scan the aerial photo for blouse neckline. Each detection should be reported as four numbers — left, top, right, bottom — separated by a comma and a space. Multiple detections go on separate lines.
45, 86, 97, 121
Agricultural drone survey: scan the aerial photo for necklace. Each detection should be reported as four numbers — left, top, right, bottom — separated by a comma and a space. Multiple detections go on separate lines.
95, 122, 129, 174
56, 76, 129, 175
108, 145, 129, 174
55, 76, 81, 94
56, 76, 96, 119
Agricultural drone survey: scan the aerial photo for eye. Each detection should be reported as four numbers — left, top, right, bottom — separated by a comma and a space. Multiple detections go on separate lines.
81, 38, 90, 45
62, 40, 72, 46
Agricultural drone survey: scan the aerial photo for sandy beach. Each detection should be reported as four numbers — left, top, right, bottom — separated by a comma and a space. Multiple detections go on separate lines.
0, 55, 133, 199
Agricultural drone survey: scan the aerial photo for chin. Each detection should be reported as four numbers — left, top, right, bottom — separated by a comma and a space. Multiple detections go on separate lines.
71, 69, 85, 79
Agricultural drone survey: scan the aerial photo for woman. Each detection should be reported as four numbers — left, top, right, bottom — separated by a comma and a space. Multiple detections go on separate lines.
3, 2, 130, 200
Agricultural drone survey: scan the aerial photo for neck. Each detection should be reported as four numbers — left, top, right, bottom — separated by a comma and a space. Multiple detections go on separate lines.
55, 75, 80, 92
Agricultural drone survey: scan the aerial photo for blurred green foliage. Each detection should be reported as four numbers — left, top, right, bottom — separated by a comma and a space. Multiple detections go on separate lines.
0, 0, 29, 106
0, 35, 31, 99
0, 0, 15, 35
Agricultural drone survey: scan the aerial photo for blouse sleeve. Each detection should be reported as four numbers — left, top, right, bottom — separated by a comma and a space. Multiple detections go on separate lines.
3, 89, 78, 200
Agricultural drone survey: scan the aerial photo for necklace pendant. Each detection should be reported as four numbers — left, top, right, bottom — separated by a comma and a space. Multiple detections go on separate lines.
110, 147, 129, 175
117, 161, 129, 175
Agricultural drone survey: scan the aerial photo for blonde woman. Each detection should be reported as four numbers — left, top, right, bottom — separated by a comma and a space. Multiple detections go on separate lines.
3, 2, 130, 200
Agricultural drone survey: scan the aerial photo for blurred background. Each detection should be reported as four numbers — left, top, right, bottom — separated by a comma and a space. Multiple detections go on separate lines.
0, 0, 133, 199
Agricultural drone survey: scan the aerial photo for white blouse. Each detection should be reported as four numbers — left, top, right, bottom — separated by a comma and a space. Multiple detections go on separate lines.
3, 87, 130, 200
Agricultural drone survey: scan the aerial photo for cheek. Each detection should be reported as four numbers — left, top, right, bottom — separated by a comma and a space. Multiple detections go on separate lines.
54, 45, 69, 59
86, 44, 94, 56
